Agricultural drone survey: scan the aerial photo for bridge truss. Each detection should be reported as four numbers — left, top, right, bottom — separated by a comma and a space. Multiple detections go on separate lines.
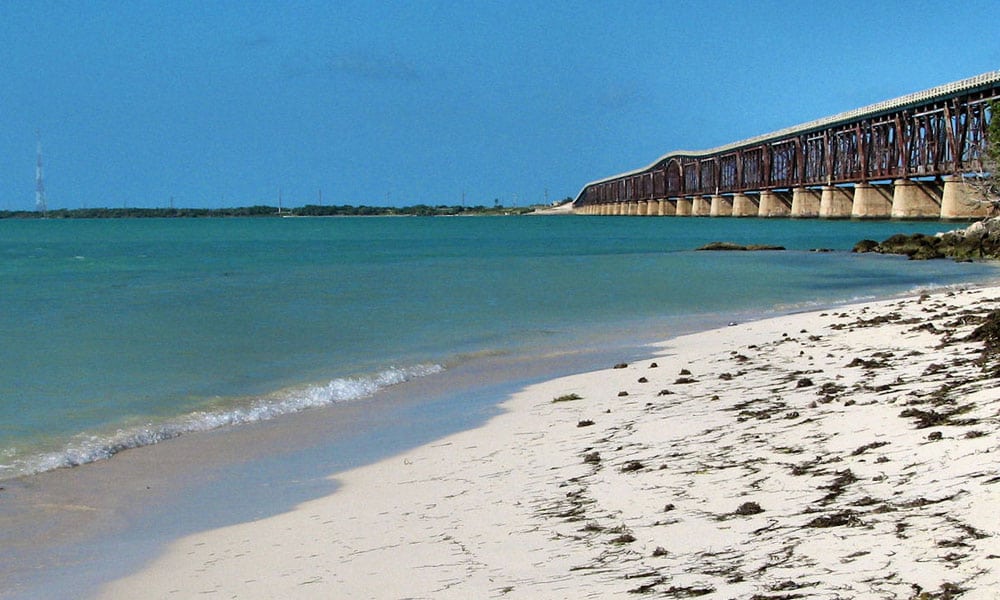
576, 71, 1000, 208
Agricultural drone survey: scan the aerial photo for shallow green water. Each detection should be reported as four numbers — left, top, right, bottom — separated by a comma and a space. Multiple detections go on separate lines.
0, 216, 994, 478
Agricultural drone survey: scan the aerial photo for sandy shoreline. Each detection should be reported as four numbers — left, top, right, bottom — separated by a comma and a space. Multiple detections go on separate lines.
96, 286, 1000, 599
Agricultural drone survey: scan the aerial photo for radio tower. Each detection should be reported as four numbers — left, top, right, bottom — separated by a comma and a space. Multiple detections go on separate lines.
35, 130, 48, 215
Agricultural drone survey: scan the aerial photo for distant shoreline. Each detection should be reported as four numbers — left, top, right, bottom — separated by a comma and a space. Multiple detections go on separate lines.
0, 204, 549, 219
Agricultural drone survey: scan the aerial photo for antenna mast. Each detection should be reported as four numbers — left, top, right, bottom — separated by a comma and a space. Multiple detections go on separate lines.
35, 130, 48, 215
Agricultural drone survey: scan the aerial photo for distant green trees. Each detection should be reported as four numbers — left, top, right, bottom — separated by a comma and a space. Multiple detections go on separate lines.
0, 204, 538, 219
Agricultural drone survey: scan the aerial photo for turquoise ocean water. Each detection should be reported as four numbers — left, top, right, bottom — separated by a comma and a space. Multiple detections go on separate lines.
1, 216, 996, 481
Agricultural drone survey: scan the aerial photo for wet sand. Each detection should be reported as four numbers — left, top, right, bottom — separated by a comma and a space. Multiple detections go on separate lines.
95, 285, 1000, 599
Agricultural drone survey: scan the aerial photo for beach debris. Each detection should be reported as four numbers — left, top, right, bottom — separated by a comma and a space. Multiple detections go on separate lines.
660, 585, 715, 597
627, 580, 664, 594
580, 521, 604, 533
899, 406, 977, 429
846, 356, 887, 369
657, 389, 673, 396
850, 441, 889, 456
618, 391, 630, 397
820, 469, 859, 504
614, 362, 628, 369
620, 460, 644, 472
734, 501, 764, 516
577, 419, 595, 428
796, 377, 814, 388
651, 546, 668, 557
649, 362, 658, 368
674, 377, 698, 384
966, 309, 1000, 356
552, 393, 583, 403
637, 377, 648, 383
805, 510, 863, 528
610, 533, 636, 544
908, 582, 966, 599
582, 451, 601, 464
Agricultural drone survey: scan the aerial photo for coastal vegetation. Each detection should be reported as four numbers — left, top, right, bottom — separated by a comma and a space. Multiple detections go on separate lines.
969, 99, 1000, 206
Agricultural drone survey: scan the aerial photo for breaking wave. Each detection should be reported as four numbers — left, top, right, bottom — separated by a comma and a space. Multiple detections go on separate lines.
3, 364, 444, 479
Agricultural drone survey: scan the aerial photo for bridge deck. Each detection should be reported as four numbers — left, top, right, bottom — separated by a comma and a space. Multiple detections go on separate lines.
576, 70, 1000, 208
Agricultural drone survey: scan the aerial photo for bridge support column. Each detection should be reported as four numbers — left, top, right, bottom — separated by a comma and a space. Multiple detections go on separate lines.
941, 175, 994, 219
637, 200, 649, 216
661, 199, 677, 216
851, 183, 893, 219
624, 201, 635, 216
731, 193, 758, 217
820, 186, 853, 218
791, 188, 821, 217
891, 179, 941, 219
675, 197, 692, 216
758, 191, 791, 217
710, 195, 732, 216
692, 196, 711, 216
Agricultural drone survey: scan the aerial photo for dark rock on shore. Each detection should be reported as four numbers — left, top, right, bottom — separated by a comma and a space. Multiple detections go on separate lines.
696, 241, 786, 251
853, 217, 1000, 260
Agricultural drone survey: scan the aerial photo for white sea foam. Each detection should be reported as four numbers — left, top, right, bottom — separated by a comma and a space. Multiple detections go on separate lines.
7, 364, 444, 479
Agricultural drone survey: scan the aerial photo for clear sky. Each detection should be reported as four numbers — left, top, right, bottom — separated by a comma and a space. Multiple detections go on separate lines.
2, 1, 998, 210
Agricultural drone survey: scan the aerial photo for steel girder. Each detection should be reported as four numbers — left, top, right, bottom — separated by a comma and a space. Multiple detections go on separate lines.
581, 84, 998, 207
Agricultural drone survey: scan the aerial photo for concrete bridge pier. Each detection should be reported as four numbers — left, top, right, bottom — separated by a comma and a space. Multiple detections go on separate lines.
675, 197, 693, 216
891, 179, 941, 219
731, 193, 759, 217
941, 175, 994, 219
637, 200, 649, 216
851, 183, 893, 219
710, 195, 733, 216
661, 199, 677, 216
791, 188, 821, 217
758, 191, 791, 217
820, 186, 854, 218
692, 196, 712, 216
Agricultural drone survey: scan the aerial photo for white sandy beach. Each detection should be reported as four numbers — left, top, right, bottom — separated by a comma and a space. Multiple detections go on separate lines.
98, 286, 1000, 599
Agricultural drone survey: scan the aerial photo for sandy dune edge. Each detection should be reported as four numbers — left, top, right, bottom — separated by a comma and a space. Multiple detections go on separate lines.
98, 287, 1000, 599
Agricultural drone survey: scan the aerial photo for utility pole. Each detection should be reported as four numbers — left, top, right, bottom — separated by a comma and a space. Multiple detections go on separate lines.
35, 130, 48, 215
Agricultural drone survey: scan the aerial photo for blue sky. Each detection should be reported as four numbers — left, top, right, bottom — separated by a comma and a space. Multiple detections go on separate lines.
2, 1, 998, 210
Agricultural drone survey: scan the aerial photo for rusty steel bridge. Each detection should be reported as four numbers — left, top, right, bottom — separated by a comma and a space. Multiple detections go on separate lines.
574, 71, 1000, 219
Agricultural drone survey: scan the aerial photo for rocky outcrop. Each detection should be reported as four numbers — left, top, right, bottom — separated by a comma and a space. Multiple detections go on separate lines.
697, 242, 786, 251
853, 217, 1000, 260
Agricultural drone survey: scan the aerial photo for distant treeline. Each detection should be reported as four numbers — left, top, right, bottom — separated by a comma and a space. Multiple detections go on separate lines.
0, 204, 540, 219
